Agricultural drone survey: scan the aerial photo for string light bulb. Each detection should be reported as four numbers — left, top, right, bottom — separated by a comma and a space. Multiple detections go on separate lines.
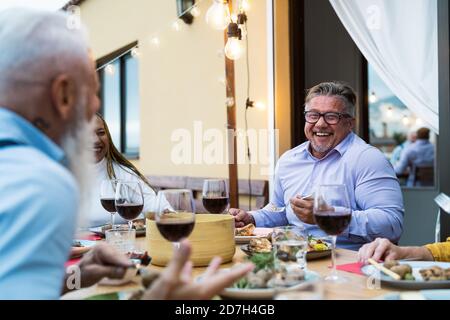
190, 6, 201, 17
246, 98, 265, 110
150, 35, 160, 48
240, 0, 251, 12
386, 106, 393, 118
131, 47, 140, 58
172, 19, 183, 32
402, 115, 410, 126
224, 22, 245, 60
369, 91, 378, 103
105, 64, 115, 75
205, 0, 231, 30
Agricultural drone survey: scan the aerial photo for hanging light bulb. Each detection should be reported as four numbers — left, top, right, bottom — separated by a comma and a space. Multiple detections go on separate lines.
369, 91, 378, 103
149, 35, 161, 49
172, 19, 183, 32
254, 101, 266, 110
402, 115, 410, 126
224, 22, 245, 60
205, 0, 231, 30
131, 47, 140, 58
105, 64, 115, 75
386, 106, 393, 118
190, 6, 201, 17
240, 0, 251, 12
416, 118, 423, 126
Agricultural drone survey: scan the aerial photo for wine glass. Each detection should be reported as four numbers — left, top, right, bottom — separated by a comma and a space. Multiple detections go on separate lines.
313, 184, 352, 283
155, 189, 196, 249
100, 179, 120, 229
202, 179, 229, 213
115, 181, 144, 231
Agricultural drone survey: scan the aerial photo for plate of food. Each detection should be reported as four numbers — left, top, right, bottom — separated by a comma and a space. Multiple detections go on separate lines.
210, 252, 320, 299
89, 219, 146, 238
240, 236, 331, 260
235, 224, 273, 244
361, 260, 450, 290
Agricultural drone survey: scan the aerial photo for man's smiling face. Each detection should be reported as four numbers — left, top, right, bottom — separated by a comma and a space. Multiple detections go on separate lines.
304, 95, 355, 159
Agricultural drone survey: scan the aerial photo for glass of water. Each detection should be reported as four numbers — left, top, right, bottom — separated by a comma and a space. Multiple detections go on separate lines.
105, 226, 136, 254
271, 226, 308, 287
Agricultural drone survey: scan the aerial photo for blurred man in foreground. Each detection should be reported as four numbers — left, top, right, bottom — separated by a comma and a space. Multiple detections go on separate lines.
0, 8, 251, 299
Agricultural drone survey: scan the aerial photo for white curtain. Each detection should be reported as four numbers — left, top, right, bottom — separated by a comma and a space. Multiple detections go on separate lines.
329, 0, 439, 134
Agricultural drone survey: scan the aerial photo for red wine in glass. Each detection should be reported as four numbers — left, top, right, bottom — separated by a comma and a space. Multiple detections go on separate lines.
156, 220, 195, 242
100, 198, 116, 213
202, 197, 229, 214
116, 203, 144, 221
313, 184, 352, 283
202, 179, 229, 214
313, 211, 352, 235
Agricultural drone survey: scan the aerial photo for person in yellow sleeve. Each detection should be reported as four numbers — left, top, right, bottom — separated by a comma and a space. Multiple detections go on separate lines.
358, 237, 450, 263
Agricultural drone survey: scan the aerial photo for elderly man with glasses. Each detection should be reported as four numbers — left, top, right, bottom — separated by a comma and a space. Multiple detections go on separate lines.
230, 81, 404, 250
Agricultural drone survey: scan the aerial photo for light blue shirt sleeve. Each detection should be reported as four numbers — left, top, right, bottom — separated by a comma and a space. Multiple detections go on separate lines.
394, 145, 413, 174
252, 163, 289, 227
344, 147, 404, 243
0, 155, 78, 299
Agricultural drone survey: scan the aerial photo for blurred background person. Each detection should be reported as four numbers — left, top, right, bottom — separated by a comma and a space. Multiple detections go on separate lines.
390, 129, 417, 166
394, 127, 435, 187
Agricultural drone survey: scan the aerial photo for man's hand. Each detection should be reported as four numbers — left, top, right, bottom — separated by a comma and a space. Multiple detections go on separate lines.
290, 195, 315, 225
229, 208, 255, 228
62, 244, 133, 294
142, 240, 254, 300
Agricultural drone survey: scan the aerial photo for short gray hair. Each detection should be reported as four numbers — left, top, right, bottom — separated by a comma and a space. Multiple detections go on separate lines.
0, 8, 90, 93
305, 81, 357, 117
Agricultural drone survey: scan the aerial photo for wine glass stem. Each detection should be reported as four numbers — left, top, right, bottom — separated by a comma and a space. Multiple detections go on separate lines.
330, 235, 338, 277
111, 213, 115, 230
173, 242, 180, 250
128, 220, 133, 231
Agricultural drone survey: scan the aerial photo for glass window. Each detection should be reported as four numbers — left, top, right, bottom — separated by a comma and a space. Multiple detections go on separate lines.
98, 46, 140, 158
102, 59, 122, 150
368, 64, 436, 187
124, 55, 140, 156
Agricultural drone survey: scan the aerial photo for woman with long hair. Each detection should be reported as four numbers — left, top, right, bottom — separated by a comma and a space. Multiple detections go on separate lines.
88, 113, 165, 227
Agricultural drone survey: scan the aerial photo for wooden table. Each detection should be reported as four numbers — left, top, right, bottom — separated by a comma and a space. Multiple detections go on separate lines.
62, 237, 399, 300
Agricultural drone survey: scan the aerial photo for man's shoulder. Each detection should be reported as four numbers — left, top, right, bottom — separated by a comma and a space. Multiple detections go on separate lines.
0, 145, 77, 194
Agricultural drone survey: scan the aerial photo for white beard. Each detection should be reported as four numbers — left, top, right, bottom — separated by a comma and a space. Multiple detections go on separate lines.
61, 101, 96, 229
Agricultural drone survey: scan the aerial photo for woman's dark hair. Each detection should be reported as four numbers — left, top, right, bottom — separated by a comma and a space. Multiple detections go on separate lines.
96, 113, 154, 190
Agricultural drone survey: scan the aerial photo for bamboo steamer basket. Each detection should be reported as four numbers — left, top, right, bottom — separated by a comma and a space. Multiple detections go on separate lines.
146, 214, 235, 267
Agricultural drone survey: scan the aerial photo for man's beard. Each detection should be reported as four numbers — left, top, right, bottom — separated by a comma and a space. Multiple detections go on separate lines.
310, 142, 333, 155
61, 98, 95, 229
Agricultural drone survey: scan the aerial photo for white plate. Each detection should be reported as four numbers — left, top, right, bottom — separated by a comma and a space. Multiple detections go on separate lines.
235, 228, 273, 244
219, 270, 320, 299
361, 261, 450, 290
377, 289, 450, 300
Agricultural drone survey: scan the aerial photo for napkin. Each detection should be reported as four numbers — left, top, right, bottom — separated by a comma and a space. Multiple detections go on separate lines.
335, 262, 364, 275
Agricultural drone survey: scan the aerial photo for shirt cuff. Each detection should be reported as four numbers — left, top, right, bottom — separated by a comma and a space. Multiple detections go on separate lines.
251, 211, 264, 227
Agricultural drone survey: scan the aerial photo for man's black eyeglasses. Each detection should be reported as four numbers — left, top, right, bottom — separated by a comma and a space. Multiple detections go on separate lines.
304, 111, 352, 125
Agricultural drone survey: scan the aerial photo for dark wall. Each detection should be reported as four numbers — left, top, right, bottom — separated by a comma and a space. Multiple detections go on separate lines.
290, 0, 368, 147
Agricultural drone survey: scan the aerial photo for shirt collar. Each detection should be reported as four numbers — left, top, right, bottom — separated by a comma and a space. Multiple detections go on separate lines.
0, 107, 65, 163
294, 131, 355, 159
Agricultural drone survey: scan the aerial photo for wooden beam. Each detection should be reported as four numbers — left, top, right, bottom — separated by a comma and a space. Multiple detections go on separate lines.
225, 0, 239, 208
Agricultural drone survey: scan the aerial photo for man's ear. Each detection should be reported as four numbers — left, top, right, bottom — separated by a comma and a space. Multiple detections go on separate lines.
50, 74, 76, 121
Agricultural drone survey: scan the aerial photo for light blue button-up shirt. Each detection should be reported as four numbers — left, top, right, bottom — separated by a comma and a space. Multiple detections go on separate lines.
0, 107, 78, 299
253, 132, 404, 250
394, 139, 435, 187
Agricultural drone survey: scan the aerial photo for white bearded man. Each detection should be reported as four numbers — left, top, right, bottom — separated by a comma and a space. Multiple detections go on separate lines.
0, 8, 252, 300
